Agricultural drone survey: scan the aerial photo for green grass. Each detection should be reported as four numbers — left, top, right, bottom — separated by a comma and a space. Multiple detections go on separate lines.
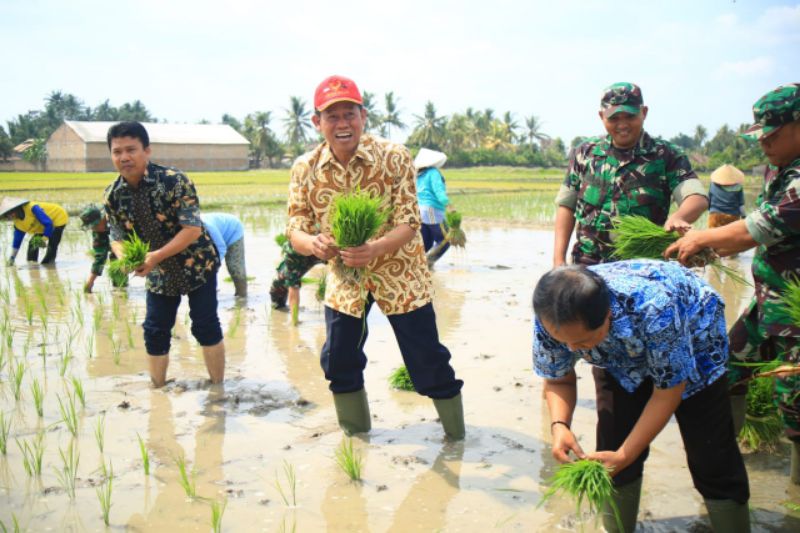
274, 460, 297, 507
334, 438, 363, 482
388, 365, 415, 391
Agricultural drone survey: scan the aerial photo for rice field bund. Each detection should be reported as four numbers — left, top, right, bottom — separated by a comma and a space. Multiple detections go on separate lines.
0, 170, 798, 531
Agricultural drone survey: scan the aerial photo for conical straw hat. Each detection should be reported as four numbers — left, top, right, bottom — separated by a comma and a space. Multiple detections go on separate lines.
0, 196, 28, 218
710, 164, 745, 185
413, 148, 447, 170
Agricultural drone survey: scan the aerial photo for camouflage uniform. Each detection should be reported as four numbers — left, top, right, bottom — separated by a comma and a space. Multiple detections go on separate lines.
80, 205, 127, 287
728, 83, 800, 439
556, 83, 707, 265
269, 240, 321, 308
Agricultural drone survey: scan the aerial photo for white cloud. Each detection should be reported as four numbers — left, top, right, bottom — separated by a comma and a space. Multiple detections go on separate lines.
713, 56, 775, 79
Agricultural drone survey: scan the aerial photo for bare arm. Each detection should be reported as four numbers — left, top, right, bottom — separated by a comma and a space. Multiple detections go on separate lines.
135, 225, 202, 277
663, 220, 757, 264
553, 206, 576, 268
544, 371, 586, 462
664, 194, 708, 231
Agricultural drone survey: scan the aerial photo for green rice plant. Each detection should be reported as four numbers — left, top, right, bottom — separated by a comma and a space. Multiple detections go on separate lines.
96, 460, 113, 526
111, 297, 120, 321
107, 259, 129, 288
444, 210, 467, 248
17, 431, 45, 477
779, 276, 800, 327
274, 460, 297, 507
24, 299, 34, 326
125, 321, 135, 348
93, 305, 103, 331
137, 433, 149, 475
388, 365, 415, 391
29, 235, 47, 249
58, 350, 73, 377
291, 302, 299, 327
330, 189, 389, 250
175, 453, 197, 498
38, 309, 48, 332
610, 216, 749, 286
85, 334, 94, 359
739, 377, 783, 451
94, 414, 106, 454
334, 438, 363, 481
110, 335, 122, 365
54, 439, 80, 499
0, 513, 20, 533
11, 361, 24, 401
210, 498, 227, 533
228, 306, 242, 338
30, 378, 44, 417
121, 230, 149, 271
72, 376, 86, 408
538, 459, 623, 531
0, 412, 10, 454
274, 233, 289, 247
316, 269, 327, 302
57, 392, 79, 437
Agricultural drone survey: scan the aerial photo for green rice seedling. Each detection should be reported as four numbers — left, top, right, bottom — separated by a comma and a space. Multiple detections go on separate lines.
538, 459, 623, 531
111, 297, 120, 321
610, 216, 749, 285
29, 235, 47, 249
57, 393, 79, 437
228, 307, 242, 338
175, 453, 197, 499
331, 189, 389, 250
11, 361, 24, 401
59, 350, 73, 377
38, 309, 48, 332
94, 414, 106, 454
0, 412, 10, 454
30, 378, 44, 417
739, 377, 783, 451
110, 335, 122, 365
96, 461, 113, 526
291, 303, 299, 327
274, 460, 297, 507
93, 305, 103, 331
121, 230, 149, 271
137, 433, 149, 475
274, 233, 289, 247
125, 321, 135, 348
54, 439, 80, 499
210, 498, 227, 533
72, 376, 86, 408
779, 276, 800, 327
24, 299, 34, 326
107, 260, 129, 288
17, 431, 45, 477
444, 210, 467, 248
316, 269, 327, 303
85, 334, 94, 359
388, 365, 415, 391
334, 438, 363, 482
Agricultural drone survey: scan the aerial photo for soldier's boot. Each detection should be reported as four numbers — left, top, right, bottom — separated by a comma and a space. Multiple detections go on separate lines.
233, 277, 248, 298
791, 441, 800, 485
704, 498, 751, 533
602, 476, 641, 533
433, 393, 465, 441
333, 389, 371, 436
730, 393, 746, 437
202, 341, 226, 384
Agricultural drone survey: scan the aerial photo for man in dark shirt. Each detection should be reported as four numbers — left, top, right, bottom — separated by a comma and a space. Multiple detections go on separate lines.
103, 121, 224, 387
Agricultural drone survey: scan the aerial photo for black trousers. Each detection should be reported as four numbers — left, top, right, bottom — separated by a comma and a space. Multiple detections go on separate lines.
593, 367, 750, 503
321, 296, 463, 399
27, 225, 65, 264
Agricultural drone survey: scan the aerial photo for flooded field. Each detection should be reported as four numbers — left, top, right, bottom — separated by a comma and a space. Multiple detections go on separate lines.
0, 204, 799, 532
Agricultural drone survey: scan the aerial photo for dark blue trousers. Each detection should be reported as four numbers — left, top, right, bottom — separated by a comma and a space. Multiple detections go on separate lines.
321, 297, 463, 399
421, 222, 450, 255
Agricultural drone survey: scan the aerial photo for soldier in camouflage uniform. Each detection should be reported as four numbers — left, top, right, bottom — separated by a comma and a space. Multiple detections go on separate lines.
666, 83, 800, 485
553, 82, 709, 267
80, 204, 128, 292
269, 238, 321, 309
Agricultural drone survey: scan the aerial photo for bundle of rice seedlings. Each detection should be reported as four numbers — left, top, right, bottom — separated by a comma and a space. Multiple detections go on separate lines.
739, 377, 782, 451
388, 365, 415, 391
538, 459, 623, 531
780, 277, 800, 327
444, 210, 466, 248
107, 259, 129, 288
610, 216, 749, 285
316, 269, 327, 303
330, 189, 389, 283
275, 233, 288, 247
121, 230, 149, 271
29, 235, 47, 249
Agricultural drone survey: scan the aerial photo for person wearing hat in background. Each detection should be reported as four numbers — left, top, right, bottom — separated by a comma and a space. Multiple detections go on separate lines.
553, 82, 709, 268
286, 75, 465, 440
1, 196, 69, 266
666, 83, 800, 485
708, 164, 746, 229
202, 212, 248, 298
414, 148, 452, 266
80, 204, 127, 292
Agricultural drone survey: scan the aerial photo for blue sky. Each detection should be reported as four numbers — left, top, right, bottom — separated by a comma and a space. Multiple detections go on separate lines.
1, 0, 798, 144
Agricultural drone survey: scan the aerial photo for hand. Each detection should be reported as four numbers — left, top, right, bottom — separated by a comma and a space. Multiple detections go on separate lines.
663, 230, 705, 265
550, 424, 586, 463
134, 251, 161, 277
553, 257, 566, 269
311, 234, 339, 261
663, 216, 691, 234
586, 449, 630, 477
340, 242, 380, 268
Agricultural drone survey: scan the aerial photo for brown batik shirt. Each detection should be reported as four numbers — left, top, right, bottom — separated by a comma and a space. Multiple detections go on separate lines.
287, 134, 432, 318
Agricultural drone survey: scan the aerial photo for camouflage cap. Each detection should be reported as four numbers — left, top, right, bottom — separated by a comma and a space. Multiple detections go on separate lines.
79, 204, 103, 229
742, 83, 800, 141
600, 82, 644, 117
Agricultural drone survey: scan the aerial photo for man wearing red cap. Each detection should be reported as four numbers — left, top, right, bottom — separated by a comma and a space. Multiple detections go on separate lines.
286, 75, 465, 440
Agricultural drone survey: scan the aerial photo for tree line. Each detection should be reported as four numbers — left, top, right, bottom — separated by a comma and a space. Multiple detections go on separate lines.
0, 90, 765, 172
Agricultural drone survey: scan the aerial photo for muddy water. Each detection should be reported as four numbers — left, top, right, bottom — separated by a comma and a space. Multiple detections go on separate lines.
0, 210, 799, 532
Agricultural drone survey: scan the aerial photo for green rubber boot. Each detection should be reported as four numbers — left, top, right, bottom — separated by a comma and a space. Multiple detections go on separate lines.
704, 498, 750, 532
602, 476, 641, 533
332, 389, 371, 436
791, 441, 800, 485
730, 393, 746, 437
433, 393, 465, 441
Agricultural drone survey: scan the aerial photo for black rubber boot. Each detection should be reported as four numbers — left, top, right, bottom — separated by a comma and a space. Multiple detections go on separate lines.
602, 476, 641, 533
433, 393, 465, 441
333, 389, 371, 435
704, 498, 751, 532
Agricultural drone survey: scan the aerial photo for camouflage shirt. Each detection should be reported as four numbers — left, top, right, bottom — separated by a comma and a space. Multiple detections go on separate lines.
556, 132, 706, 264
743, 157, 800, 337
104, 162, 219, 296
90, 229, 111, 276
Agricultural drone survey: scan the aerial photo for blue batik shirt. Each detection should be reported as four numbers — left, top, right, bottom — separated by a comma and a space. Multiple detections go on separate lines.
533, 260, 728, 399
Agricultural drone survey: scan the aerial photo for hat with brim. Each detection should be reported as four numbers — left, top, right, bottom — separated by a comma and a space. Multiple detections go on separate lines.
602, 104, 642, 118
414, 148, 447, 169
79, 205, 103, 229
710, 164, 745, 186
0, 196, 28, 218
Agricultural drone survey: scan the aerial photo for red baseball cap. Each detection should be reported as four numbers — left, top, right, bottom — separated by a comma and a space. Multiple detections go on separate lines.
314, 75, 363, 111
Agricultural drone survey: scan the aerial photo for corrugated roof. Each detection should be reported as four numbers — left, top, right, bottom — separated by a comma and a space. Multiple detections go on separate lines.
64, 120, 249, 145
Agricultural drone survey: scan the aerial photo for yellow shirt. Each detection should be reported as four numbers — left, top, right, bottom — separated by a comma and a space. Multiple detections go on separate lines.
13, 202, 69, 235
287, 135, 432, 318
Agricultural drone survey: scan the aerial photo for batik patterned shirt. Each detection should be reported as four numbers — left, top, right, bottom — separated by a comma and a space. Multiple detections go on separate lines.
743, 157, 800, 337
556, 132, 706, 264
533, 260, 728, 399
287, 134, 431, 318
103, 162, 218, 296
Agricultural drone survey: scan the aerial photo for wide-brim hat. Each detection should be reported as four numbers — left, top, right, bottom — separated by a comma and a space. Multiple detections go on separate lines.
80, 204, 103, 229
0, 196, 28, 218
414, 148, 447, 170
710, 164, 745, 185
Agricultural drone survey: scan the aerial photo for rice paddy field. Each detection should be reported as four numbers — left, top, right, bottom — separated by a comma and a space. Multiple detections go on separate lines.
0, 169, 798, 532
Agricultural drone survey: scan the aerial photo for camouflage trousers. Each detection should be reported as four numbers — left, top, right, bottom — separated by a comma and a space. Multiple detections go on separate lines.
728, 302, 800, 441
269, 250, 321, 308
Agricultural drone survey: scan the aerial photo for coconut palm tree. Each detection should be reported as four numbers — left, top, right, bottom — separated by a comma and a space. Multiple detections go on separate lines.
361, 91, 382, 133
284, 96, 312, 147
380, 92, 406, 139
409, 101, 446, 150
694, 125, 708, 150
523, 115, 550, 150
